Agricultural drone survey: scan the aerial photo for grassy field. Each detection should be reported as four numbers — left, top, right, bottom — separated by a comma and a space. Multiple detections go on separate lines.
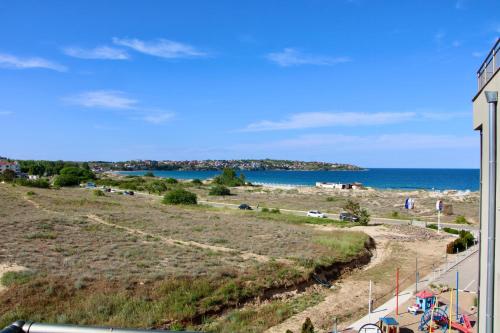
0, 183, 370, 332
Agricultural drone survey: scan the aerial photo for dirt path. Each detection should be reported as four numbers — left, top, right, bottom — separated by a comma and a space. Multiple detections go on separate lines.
86, 214, 289, 264
20, 191, 290, 264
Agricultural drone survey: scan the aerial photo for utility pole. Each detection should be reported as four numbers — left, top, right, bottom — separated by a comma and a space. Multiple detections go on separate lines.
415, 257, 419, 294
396, 268, 399, 316
456, 271, 459, 321
368, 280, 372, 315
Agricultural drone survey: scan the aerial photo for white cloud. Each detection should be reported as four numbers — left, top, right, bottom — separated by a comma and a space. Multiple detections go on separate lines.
63, 46, 129, 60
0, 53, 66, 72
142, 112, 175, 124
64, 90, 174, 125
0, 110, 13, 116
112, 37, 207, 59
472, 51, 485, 58
266, 48, 351, 67
242, 111, 469, 132
243, 112, 416, 132
65, 90, 137, 109
236, 133, 477, 151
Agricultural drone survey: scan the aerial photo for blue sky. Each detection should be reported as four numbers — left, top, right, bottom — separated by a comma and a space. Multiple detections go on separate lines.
0, 0, 498, 168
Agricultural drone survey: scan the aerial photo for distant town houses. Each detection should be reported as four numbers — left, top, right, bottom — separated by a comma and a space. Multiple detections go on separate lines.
95, 159, 363, 172
0, 160, 21, 174
316, 182, 364, 190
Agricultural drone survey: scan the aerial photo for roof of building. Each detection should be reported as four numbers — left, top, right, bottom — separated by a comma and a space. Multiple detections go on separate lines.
380, 317, 399, 325
0, 160, 18, 166
416, 290, 435, 299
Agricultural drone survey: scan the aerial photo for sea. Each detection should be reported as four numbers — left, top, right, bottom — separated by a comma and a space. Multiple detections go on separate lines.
117, 168, 480, 191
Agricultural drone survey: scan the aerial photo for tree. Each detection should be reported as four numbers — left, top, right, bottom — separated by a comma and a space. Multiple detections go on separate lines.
1, 169, 16, 182
213, 168, 246, 186
53, 174, 80, 187
162, 189, 197, 205
343, 199, 370, 225
209, 185, 231, 196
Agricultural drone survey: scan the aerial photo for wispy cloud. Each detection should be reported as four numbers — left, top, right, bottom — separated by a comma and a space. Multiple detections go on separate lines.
242, 111, 468, 132
0, 53, 66, 72
63, 46, 129, 60
142, 112, 175, 124
64, 90, 174, 125
236, 133, 477, 151
472, 51, 485, 58
112, 37, 207, 59
65, 90, 137, 109
0, 110, 13, 116
266, 48, 351, 67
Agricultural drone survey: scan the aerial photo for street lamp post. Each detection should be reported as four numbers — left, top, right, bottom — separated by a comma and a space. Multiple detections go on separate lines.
485, 90, 498, 333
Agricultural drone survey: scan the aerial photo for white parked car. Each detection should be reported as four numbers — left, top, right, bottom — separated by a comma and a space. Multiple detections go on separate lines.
307, 210, 326, 218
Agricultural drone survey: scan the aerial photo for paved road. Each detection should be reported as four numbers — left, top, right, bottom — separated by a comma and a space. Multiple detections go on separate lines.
433, 251, 479, 293
198, 199, 479, 231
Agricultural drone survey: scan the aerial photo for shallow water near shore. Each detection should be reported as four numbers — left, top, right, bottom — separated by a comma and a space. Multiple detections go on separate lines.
117, 168, 479, 191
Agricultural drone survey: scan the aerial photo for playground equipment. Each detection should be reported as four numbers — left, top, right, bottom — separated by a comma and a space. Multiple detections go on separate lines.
418, 307, 449, 332
357, 323, 382, 333
378, 317, 399, 333
408, 290, 436, 315
418, 308, 472, 333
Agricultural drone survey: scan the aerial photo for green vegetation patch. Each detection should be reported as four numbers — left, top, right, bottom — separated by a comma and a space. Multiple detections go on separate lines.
162, 189, 198, 205
1, 271, 35, 287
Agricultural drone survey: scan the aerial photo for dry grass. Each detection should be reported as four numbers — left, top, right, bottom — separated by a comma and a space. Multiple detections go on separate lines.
0, 184, 370, 332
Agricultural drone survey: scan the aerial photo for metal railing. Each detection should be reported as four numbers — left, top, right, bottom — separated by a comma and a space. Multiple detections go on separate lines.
0, 322, 201, 333
477, 38, 500, 91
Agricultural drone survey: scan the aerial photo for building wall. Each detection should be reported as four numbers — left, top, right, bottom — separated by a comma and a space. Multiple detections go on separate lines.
473, 70, 500, 332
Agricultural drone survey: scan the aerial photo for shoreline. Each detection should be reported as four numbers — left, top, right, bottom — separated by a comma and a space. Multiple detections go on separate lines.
109, 170, 479, 193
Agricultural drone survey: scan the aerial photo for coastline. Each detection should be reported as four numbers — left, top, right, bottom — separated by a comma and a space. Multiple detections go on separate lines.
111, 168, 480, 192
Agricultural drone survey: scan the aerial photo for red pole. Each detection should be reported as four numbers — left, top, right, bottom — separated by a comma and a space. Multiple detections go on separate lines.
396, 268, 399, 316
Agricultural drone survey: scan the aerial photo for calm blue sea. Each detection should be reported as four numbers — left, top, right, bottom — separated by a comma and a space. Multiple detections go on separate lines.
117, 168, 480, 191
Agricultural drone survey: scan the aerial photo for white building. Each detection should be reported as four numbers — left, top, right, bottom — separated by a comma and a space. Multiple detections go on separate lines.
0, 160, 21, 174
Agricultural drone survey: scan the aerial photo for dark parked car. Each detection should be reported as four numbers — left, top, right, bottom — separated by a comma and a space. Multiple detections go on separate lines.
238, 203, 252, 210
339, 212, 359, 222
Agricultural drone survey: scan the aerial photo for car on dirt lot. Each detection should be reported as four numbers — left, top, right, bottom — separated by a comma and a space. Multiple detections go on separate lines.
238, 203, 252, 210
339, 212, 359, 222
307, 210, 326, 218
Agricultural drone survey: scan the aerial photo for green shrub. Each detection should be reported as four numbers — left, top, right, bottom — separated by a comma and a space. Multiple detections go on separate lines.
270, 208, 280, 214
427, 224, 438, 230
391, 211, 399, 218
455, 215, 469, 224
325, 197, 336, 202
301, 317, 315, 333
93, 189, 105, 197
1, 169, 16, 182
191, 179, 203, 185
143, 172, 155, 177
213, 168, 246, 187
53, 174, 80, 187
446, 230, 475, 254
59, 166, 95, 180
209, 185, 231, 196
163, 189, 197, 205
26, 191, 35, 196
165, 177, 178, 184
1, 271, 35, 287
15, 178, 50, 188
261, 207, 270, 213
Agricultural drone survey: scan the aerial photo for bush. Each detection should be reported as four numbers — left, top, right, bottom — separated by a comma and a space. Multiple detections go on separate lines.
59, 166, 95, 180
209, 185, 231, 196
270, 208, 280, 214
143, 172, 155, 177
191, 179, 203, 185
165, 177, 178, 184
1, 271, 35, 287
446, 230, 475, 254
15, 178, 50, 188
26, 191, 35, 196
213, 168, 246, 187
162, 189, 197, 205
301, 317, 315, 333
343, 200, 370, 225
93, 189, 105, 197
1, 169, 16, 182
455, 215, 469, 224
53, 174, 80, 187
261, 207, 270, 213
391, 211, 399, 218
325, 196, 336, 202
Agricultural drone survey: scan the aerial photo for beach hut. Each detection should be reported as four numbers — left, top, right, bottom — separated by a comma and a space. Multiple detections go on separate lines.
378, 317, 399, 333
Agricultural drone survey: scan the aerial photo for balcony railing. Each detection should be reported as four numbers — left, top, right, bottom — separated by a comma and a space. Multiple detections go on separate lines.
477, 38, 500, 91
